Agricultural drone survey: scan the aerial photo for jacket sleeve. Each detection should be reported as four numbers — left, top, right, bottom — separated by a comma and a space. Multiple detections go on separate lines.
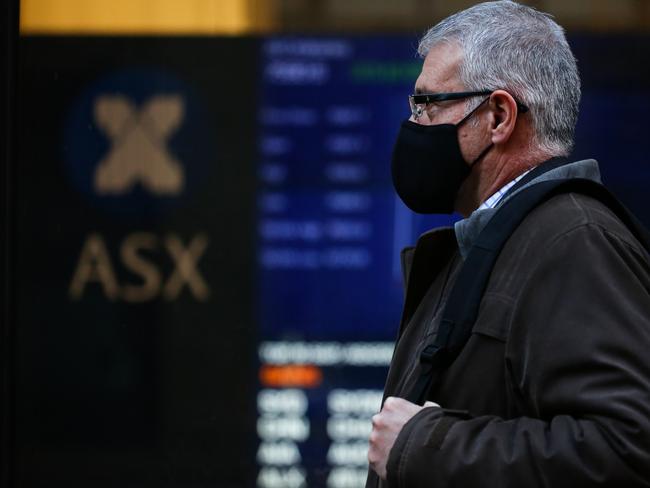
386, 222, 650, 487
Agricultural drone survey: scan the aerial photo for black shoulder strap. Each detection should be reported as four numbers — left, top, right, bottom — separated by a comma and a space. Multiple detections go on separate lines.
407, 178, 650, 405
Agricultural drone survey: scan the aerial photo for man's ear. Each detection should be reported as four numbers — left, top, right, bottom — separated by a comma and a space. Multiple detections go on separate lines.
488, 90, 519, 145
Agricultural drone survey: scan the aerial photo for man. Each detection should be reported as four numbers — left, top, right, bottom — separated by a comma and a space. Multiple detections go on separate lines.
366, 1, 650, 487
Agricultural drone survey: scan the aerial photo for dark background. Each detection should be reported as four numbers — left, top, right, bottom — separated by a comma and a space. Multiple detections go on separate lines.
13, 37, 259, 487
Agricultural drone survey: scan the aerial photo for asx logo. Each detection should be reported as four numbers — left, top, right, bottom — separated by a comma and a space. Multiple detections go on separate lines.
64, 70, 215, 302
94, 94, 185, 196
69, 232, 210, 303
64, 69, 212, 217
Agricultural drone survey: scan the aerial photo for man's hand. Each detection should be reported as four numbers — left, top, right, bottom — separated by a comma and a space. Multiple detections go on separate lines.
368, 396, 440, 480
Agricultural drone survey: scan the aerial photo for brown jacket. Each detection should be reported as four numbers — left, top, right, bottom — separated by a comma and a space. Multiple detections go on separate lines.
368, 178, 650, 486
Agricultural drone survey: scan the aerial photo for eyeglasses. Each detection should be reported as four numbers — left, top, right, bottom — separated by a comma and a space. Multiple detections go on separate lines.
408, 90, 529, 119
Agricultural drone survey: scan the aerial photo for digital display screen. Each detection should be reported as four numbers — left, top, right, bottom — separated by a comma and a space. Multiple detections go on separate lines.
254, 37, 456, 488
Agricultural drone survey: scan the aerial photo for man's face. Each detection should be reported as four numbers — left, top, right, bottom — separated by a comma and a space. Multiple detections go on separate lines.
413, 42, 491, 166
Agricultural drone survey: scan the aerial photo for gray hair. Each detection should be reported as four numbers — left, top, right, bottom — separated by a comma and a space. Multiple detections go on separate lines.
418, 0, 580, 156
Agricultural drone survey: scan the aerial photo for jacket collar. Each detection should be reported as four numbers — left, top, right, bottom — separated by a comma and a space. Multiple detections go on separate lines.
398, 227, 457, 331
454, 158, 602, 259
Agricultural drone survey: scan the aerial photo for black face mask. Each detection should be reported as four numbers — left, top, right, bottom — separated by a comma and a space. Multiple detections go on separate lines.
391, 98, 492, 214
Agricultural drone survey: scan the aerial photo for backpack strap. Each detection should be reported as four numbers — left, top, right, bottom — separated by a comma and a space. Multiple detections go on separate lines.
406, 178, 650, 405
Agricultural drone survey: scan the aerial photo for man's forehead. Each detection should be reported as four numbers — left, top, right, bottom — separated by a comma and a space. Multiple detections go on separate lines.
415, 42, 463, 93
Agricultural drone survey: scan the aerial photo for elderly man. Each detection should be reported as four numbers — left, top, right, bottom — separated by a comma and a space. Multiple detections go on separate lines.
367, 1, 650, 487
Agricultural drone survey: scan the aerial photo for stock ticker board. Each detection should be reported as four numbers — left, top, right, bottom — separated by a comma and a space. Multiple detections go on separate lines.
254, 37, 457, 488
13, 34, 650, 488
